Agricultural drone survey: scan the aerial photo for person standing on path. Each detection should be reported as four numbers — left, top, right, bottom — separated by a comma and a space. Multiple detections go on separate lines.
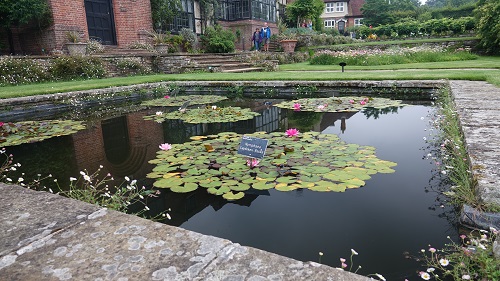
252, 28, 261, 51
261, 22, 271, 52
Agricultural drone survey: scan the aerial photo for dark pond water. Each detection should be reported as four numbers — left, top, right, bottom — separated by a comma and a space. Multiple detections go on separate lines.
5, 97, 458, 280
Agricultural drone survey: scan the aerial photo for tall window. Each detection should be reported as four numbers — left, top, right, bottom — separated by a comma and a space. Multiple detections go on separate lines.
168, 0, 195, 32
217, 0, 275, 21
252, 0, 276, 21
324, 20, 335, 28
354, 18, 362, 26
325, 3, 335, 13
336, 2, 344, 12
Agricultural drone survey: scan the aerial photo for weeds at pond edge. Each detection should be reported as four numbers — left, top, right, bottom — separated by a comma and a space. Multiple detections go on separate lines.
418, 228, 499, 281
414, 87, 500, 281
0, 149, 170, 221
317, 249, 386, 281
434, 86, 500, 212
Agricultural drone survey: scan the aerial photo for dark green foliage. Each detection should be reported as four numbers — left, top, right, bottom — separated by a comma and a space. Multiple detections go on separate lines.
309, 54, 339, 65
0, 57, 49, 86
429, 2, 477, 18
50, 56, 106, 80
475, 0, 500, 54
200, 25, 235, 53
286, 0, 325, 28
357, 17, 476, 38
150, 0, 182, 30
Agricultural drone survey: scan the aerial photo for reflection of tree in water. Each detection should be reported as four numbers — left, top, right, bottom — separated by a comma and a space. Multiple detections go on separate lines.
362, 106, 403, 119
287, 110, 324, 131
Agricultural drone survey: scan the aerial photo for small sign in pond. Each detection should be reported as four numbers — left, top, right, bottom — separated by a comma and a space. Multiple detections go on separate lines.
237, 136, 269, 159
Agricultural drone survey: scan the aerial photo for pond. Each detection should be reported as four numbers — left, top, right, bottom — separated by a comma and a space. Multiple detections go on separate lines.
3, 95, 458, 280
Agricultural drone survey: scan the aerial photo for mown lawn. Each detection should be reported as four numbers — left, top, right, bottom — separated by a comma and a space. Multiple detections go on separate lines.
1, 55, 499, 99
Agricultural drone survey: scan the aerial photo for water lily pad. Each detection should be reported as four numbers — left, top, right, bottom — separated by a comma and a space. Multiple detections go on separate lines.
149, 131, 397, 200
275, 97, 407, 113
141, 95, 228, 107
223, 191, 245, 201
144, 107, 260, 124
171, 182, 199, 193
0, 120, 86, 148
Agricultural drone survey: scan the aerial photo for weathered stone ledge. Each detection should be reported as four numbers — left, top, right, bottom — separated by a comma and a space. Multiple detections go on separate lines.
0, 184, 371, 280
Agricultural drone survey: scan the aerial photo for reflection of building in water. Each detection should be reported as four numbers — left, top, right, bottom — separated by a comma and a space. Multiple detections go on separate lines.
71, 111, 164, 179
163, 106, 287, 144
148, 188, 269, 227
319, 112, 358, 133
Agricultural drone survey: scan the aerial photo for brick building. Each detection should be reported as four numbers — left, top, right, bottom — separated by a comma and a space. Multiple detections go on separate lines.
321, 0, 364, 34
1, 0, 286, 55
1, 0, 155, 55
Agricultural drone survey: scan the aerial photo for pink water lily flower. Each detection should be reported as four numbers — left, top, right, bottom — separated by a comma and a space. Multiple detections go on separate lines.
349, 99, 355, 104
285, 128, 299, 137
293, 103, 301, 111
0, 122, 4, 127
159, 143, 172, 151
246, 158, 260, 168
317, 104, 326, 110
164, 95, 170, 99
359, 100, 366, 105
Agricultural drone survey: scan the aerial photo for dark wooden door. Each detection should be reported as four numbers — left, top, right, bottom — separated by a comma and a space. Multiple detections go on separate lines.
85, 0, 117, 45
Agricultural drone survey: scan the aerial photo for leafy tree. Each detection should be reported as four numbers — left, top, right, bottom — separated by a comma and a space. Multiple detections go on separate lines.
474, 0, 500, 54
200, 24, 235, 53
150, 0, 182, 31
0, 0, 51, 54
361, 0, 394, 26
286, 0, 325, 30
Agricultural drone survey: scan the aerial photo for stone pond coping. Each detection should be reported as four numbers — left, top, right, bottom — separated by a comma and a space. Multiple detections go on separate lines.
0, 184, 372, 280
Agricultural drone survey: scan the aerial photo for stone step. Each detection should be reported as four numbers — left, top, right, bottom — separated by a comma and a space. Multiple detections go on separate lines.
221, 67, 264, 73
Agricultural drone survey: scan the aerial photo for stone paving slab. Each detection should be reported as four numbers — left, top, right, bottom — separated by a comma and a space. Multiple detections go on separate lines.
0, 184, 371, 281
450, 81, 500, 207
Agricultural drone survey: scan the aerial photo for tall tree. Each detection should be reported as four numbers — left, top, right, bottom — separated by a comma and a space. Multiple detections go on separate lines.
0, 0, 51, 54
361, 0, 394, 26
474, 0, 500, 54
286, 0, 325, 29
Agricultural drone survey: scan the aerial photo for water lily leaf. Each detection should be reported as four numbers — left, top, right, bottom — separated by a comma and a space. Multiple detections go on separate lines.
154, 178, 183, 188
308, 181, 332, 192
344, 178, 366, 187
328, 184, 347, 192
231, 183, 251, 191
0, 120, 86, 148
223, 191, 244, 201
276, 177, 296, 184
275, 183, 299, 191
171, 182, 198, 193
252, 181, 274, 190
207, 185, 230, 195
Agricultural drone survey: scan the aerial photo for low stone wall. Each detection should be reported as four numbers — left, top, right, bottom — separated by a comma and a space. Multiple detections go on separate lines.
0, 80, 447, 121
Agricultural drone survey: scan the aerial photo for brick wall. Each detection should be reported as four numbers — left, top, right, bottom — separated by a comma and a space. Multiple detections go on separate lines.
112, 0, 153, 47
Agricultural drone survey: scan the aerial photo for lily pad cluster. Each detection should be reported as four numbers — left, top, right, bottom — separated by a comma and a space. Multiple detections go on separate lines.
275, 97, 406, 112
141, 95, 228, 107
0, 120, 86, 147
147, 131, 397, 200
144, 107, 261, 124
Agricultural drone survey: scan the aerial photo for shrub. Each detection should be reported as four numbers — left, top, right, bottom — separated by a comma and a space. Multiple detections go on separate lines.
179, 28, 198, 52
128, 41, 154, 51
0, 57, 49, 86
115, 58, 150, 75
86, 39, 105, 54
200, 25, 235, 53
50, 56, 106, 80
